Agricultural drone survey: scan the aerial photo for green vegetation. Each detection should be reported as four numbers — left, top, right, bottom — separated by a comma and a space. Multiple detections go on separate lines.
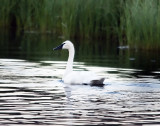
123, 0, 160, 49
0, 0, 160, 49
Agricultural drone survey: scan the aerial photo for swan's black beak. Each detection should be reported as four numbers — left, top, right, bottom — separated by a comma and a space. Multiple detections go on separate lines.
53, 43, 64, 50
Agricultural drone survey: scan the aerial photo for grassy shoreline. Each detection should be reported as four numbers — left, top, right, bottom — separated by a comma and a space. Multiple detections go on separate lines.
0, 0, 160, 50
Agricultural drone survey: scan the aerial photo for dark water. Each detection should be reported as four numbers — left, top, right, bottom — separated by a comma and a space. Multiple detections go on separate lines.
0, 33, 160, 125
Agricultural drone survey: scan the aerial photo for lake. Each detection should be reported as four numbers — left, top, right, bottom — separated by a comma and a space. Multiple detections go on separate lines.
0, 32, 160, 125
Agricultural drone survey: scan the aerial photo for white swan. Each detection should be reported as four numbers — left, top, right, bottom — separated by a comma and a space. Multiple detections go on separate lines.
53, 40, 105, 86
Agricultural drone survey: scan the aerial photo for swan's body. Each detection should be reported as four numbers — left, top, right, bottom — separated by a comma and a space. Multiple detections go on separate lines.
53, 40, 105, 86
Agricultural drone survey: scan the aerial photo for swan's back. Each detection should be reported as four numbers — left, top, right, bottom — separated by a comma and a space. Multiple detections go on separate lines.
63, 71, 105, 86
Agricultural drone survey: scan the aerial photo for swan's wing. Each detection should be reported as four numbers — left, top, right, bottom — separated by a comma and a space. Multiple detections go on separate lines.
63, 71, 83, 84
63, 71, 105, 85
63, 71, 92, 84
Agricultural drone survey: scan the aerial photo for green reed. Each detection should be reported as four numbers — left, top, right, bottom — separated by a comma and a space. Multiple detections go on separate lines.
123, 0, 160, 49
0, 0, 160, 49
0, 0, 119, 37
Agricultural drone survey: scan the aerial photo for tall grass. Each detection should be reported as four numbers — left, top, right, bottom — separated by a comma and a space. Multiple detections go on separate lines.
0, 0, 120, 38
59, 0, 120, 40
123, 0, 160, 49
0, 0, 160, 49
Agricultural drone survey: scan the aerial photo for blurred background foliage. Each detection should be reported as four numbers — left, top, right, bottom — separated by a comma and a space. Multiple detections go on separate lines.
0, 0, 160, 50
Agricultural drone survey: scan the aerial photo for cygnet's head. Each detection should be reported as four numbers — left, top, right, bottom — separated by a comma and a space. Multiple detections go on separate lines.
53, 40, 74, 50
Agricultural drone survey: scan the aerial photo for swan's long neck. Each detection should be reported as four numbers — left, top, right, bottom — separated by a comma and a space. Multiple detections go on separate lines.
63, 45, 75, 78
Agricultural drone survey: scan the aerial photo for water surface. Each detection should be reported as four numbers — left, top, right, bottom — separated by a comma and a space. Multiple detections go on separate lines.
0, 33, 160, 125
0, 58, 160, 126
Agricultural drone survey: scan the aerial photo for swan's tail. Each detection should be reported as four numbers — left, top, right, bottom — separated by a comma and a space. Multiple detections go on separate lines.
90, 78, 105, 86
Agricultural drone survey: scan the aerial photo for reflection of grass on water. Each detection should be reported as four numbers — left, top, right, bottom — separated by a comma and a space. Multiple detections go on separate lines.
0, 0, 160, 49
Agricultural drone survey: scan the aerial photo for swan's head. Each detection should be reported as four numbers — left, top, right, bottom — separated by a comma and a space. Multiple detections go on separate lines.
53, 40, 74, 50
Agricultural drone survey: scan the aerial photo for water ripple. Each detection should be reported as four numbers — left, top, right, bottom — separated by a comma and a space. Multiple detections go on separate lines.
0, 59, 160, 125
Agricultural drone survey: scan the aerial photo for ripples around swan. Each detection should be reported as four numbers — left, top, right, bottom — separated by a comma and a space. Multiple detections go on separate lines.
0, 59, 160, 125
